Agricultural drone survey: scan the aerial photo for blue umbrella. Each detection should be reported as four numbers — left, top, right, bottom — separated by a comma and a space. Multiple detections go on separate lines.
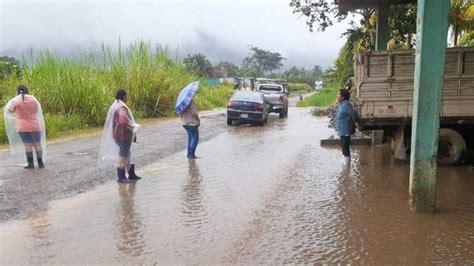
175, 81, 200, 114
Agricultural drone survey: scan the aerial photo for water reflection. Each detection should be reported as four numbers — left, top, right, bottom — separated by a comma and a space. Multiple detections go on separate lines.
1, 110, 473, 264
182, 160, 207, 226
115, 183, 145, 257
27, 210, 54, 264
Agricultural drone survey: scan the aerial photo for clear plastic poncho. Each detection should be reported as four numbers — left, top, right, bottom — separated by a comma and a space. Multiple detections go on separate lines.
3, 94, 47, 161
98, 100, 139, 168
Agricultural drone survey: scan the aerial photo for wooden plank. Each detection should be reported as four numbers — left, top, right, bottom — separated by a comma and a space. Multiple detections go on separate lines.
464, 50, 474, 74
368, 55, 389, 78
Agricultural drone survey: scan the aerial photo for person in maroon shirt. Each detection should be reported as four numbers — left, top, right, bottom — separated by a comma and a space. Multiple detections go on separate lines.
113, 89, 141, 183
98, 88, 141, 183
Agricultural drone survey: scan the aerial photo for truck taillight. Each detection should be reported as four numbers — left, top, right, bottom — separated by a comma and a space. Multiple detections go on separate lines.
279, 95, 284, 103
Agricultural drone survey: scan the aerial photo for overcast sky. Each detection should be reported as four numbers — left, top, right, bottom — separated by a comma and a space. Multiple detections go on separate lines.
0, 0, 350, 69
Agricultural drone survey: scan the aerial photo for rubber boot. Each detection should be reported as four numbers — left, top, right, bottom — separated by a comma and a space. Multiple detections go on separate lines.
25, 152, 34, 169
117, 168, 130, 183
37, 151, 44, 168
128, 164, 141, 180
37, 158, 44, 169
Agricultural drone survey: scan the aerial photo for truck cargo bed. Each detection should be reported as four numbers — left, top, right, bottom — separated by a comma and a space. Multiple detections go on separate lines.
355, 47, 474, 129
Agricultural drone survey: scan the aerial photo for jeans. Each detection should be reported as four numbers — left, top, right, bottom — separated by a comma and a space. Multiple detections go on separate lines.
183, 125, 199, 158
340, 136, 351, 157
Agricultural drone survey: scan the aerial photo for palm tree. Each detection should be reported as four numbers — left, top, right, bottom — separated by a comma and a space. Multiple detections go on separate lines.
449, 0, 474, 46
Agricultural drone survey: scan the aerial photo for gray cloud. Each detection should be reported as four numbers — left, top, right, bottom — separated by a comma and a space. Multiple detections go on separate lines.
1, 0, 349, 69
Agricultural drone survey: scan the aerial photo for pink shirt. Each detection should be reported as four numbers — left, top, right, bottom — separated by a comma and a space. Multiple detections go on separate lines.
9, 96, 41, 132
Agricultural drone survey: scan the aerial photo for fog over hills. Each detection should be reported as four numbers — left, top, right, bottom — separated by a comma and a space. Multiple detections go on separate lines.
1, 0, 349, 70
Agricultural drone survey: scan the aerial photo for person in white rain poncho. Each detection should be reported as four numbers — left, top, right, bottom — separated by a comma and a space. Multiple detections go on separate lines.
98, 89, 142, 183
4, 85, 47, 169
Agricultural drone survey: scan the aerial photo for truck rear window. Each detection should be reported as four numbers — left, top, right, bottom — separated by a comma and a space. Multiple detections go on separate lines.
258, 85, 283, 92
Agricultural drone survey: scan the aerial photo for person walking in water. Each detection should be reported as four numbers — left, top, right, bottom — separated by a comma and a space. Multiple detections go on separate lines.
4, 85, 47, 169
181, 99, 200, 160
336, 89, 356, 163
98, 88, 142, 183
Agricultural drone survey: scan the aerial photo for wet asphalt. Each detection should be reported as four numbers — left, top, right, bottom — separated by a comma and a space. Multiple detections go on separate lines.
0, 110, 229, 222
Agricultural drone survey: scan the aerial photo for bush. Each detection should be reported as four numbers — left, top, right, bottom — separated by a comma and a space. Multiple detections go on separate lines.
44, 114, 88, 139
287, 83, 312, 93
0, 113, 6, 145
296, 83, 339, 107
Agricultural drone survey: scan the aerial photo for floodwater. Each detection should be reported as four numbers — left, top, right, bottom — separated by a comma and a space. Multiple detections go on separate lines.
1, 108, 473, 264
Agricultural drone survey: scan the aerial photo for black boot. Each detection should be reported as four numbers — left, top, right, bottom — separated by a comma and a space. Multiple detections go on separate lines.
37, 158, 44, 169
128, 164, 141, 180
117, 168, 130, 183
24, 152, 34, 169
37, 151, 44, 168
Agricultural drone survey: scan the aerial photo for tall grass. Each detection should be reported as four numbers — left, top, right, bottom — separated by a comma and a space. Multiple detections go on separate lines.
0, 41, 234, 144
296, 83, 340, 107
0, 114, 6, 144
287, 83, 312, 93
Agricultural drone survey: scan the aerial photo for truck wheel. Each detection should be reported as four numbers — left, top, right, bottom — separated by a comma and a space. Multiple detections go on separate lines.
227, 118, 233, 126
437, 128, 466, 165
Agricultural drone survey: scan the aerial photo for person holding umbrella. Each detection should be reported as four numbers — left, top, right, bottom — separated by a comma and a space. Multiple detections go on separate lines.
98, 88, 142, 183
176, 81, 201, 160
4, 85, 47, 169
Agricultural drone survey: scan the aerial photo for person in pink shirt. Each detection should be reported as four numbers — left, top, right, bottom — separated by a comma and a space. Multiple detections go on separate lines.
4, 85, 46, 169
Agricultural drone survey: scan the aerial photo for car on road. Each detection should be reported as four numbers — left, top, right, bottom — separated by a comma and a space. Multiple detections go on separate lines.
227, 91, 270, 126
256, 83, 288, 118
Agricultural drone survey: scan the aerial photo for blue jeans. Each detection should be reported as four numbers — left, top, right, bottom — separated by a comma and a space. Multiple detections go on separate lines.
183, 125, 199, 158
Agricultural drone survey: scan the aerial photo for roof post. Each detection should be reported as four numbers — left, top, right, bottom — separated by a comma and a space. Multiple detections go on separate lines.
376, 1, 389, 51
409, 0, 450, 212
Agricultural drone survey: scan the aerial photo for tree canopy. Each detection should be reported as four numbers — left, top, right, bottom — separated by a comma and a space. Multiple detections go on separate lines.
0, 56, 21, 79
215, 61, 240, 77
288, 0, 474, 85
242, 46, 285, 77
183, 54, 214, 77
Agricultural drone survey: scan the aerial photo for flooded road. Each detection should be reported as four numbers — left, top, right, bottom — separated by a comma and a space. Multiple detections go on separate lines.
1, 108, 473, 264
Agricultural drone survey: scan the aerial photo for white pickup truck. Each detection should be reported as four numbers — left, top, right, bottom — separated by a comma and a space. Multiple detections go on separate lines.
256, 83, 289, 118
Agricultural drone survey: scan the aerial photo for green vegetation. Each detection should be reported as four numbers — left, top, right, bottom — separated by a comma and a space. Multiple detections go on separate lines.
287, 83, 312, 93
296, 84, 339, 107
180, 47, 323, 87
0, 56, 21, 80
460, 31, 474, 47
291, 0, 473, 87
183, 53, 214, 77
242, 46, 285, 77
214, 62, 240, 77
0, 41, 234, 144
0, 115, 6, 145
267, 65, 323, 87
283, 66, 322, 86
449, 0, 474, 46
194, 84, 235, 111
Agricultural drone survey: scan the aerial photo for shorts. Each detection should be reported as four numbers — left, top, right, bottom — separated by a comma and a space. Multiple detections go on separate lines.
19, 131, 41, 144
116, 141, 131, 157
